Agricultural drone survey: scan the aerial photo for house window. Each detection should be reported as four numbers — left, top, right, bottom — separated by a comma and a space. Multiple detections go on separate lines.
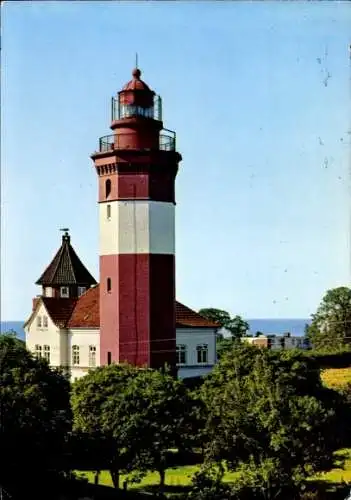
43, 316, 48, 328
196, 344, 208, 364
43, 345, 50, 363
78, 286, 86, 297
107, 278, 111, 292
105, 179, 112, 198
72, 345, 80, 366
176, 344, 187, 365
89, 345, 96, 367
107, 351, 112, 365
60, 286, 69, 298
35, 344, 42, 358
37, 316, 42, 328
107, 204, 111, 220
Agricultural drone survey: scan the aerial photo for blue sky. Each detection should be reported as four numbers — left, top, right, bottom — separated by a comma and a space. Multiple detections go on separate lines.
1, 1, 350, 321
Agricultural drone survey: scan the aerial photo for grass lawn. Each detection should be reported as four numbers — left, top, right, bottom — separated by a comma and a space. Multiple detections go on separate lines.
311, 449, 351, 486
78, 449, 351, 496
321, 367, 351, 389
78, 465, 239, 491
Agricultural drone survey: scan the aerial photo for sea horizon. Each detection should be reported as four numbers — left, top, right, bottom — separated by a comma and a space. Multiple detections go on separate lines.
1, 318, 311, 340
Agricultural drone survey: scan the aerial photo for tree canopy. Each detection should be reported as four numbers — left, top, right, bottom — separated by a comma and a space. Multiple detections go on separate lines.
198, 308, 249, 340
0, 333, 72, 496
196, 343, 348, 498
307, 286, 351, 351
71, 364, 198, 490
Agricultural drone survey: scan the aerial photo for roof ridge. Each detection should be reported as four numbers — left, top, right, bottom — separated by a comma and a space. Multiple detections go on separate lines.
45, 244, 65, 284
66, 242, 77, 283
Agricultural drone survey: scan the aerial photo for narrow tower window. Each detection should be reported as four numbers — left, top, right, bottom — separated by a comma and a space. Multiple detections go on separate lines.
106, 204, 111, 220
107, 352, 112, 365
105, 179, 112, 198
107, 277, 112, 292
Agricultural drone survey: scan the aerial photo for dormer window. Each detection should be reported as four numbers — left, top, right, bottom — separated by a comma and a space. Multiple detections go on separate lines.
60, 286, 69, 298
78, 286, 86, 297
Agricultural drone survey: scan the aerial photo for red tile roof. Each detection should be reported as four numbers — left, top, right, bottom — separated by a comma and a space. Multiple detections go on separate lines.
42, 298, 77, 328
176, 302, 219, 328
36, 284, 218, 330
36, 233, 97, 287
67, 285, 100, 328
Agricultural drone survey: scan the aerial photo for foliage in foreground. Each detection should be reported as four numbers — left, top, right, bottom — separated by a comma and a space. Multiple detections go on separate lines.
307, 287, 351, 351
195, 344, 350, 499
71, 364, 199, 490
0, 333, 72, 496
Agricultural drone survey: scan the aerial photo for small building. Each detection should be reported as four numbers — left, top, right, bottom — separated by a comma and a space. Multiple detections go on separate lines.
243, 333, 306, 350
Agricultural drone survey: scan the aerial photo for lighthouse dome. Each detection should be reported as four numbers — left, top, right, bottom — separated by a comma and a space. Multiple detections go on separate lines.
122, 68, 153, 92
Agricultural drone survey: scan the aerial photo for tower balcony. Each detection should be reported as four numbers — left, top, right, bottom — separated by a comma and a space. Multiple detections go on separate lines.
97, 130, 176, 153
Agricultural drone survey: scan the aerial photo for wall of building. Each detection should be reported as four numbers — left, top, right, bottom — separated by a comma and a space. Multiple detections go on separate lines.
176, 327, 216, 379
68, 328, 100, 380
99, 200, 175, 255
25, 302, 62, 366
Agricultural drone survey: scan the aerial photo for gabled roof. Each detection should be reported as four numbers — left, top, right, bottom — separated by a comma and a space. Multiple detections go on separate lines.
36, 232, 97, 287
23, 296, 77, 329
176, 302, 219, 328
37, 284, 219, 330
42, 298, 78, 328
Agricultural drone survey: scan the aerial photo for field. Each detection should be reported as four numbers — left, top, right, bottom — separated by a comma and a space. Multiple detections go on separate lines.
321, 367, 351, 390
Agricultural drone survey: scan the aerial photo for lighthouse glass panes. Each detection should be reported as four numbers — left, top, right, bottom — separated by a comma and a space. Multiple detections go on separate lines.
176, 344, 187, 365
196, 344, 208, 364
112, 94, 162, 121
72, 345, 80, 366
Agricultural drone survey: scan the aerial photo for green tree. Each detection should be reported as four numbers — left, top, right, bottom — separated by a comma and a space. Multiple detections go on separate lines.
71, 364, 198, 490
0, 333, 72, 496
308, 287, 351, 351
119, 367, 199, 492
199, 308, 249, 340
71, 363, 139, 488
197, 344, 346, 498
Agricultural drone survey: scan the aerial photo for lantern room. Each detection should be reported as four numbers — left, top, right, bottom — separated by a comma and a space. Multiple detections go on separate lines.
111, 68, 163, 122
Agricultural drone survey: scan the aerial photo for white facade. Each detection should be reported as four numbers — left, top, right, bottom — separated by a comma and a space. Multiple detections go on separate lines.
99, 200, 175, 255
176, 328, 216, 379
25, 301, 217, 382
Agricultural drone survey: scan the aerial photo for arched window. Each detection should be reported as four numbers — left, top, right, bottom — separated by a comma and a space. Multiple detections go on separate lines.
105, 179, 111, 198
107, 277, 112, 292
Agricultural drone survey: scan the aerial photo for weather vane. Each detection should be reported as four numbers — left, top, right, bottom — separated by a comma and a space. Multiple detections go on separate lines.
135, 52, 138, 69
60, 227, 70, 235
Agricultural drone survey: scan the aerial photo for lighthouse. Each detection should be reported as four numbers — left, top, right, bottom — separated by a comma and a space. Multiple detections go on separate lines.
91, 68, 182, 369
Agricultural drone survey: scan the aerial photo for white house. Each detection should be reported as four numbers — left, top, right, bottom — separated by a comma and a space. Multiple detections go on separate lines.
24, 234, 218, 382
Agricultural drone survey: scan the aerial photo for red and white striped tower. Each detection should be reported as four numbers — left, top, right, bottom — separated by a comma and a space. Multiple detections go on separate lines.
91, 68, 182, 370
